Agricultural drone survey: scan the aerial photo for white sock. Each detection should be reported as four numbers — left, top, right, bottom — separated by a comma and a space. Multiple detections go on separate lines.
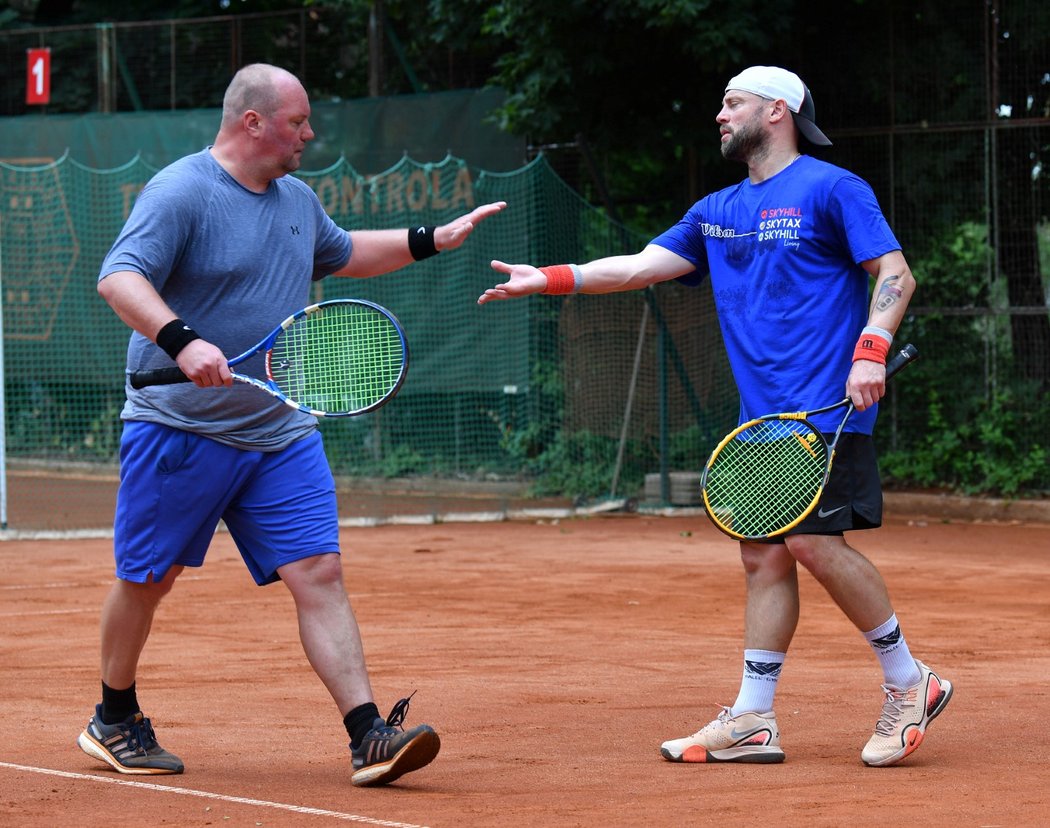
730, 649, 785, 716
863, 614, 921, 688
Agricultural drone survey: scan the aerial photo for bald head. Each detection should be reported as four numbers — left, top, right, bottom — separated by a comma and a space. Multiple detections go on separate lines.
211, 63, 314, 190
221, 64, 302, 127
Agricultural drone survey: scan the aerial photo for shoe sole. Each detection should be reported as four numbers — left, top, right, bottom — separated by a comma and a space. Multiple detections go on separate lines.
76, 731, 184, 775
661, 745, 785, 764
351, 727, 441, 787
863, 678, 954, 768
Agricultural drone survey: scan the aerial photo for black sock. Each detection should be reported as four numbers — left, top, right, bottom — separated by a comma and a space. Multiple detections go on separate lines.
100, 681, 139, 725
345, 702, 381, 749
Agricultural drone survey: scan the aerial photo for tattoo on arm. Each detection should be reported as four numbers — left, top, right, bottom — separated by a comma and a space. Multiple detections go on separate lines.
874, 274, 904, 312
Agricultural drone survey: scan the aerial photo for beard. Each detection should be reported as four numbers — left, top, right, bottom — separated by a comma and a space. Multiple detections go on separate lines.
720, 116, 769, 163
281, 151, 303, 174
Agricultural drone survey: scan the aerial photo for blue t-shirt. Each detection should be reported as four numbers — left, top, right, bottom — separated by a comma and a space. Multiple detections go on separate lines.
650, 155, 900, 434
99, 148, 353, 450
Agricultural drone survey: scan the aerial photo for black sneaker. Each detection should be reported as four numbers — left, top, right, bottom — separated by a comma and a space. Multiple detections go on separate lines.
77, 704, 184, 775
350, 694, 440, 787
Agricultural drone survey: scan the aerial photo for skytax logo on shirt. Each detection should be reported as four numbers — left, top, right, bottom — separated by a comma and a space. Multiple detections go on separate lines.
758, 205, 803, 244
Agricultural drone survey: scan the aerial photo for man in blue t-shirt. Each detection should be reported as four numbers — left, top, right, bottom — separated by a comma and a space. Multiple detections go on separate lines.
78, 62, 506, 787
477, 66, 951, 768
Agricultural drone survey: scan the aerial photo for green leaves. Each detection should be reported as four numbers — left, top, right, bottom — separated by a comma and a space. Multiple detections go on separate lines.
882, 387, 1048, 496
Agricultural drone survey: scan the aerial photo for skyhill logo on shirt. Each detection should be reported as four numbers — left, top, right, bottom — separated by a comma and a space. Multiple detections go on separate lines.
758, 205, 802, 243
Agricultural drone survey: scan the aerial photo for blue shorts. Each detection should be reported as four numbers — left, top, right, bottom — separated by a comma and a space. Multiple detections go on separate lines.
113, 421, 339, 586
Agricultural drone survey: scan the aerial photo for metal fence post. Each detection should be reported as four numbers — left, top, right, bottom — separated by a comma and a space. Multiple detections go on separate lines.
96, 22, 115, 112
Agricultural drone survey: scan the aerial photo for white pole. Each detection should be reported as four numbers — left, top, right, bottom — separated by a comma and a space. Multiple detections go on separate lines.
0, 211, 8, 528
609, 301, 649, 499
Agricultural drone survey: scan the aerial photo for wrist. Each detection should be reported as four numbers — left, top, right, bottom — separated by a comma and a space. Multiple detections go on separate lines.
852, 326, 893, 364
408, 225, 438, 260
540, 264, 583, 295
156, 318, 201, 361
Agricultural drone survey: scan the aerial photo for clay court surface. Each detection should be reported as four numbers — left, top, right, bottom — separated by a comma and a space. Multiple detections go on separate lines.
2, 501, 1048, 827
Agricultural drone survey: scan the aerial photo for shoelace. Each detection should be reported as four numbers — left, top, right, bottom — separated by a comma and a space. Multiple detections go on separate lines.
873, 685, 916, 736
123, 716, 158, 752
695, 706, 733, 736
384, 691, 417, 730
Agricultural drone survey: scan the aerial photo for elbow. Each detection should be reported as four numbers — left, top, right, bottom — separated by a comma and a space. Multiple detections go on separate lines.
97, 275, 114, 304
900, 268, 918, 303
97, 269, 142, 307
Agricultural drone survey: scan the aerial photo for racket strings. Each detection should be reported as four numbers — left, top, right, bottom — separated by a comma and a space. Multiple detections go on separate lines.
269, 304, 404, 414
704, 419, 828, 538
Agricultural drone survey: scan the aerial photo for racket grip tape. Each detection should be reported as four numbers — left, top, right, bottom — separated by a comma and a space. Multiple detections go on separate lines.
886, 343, 919, 380
128, 366, 191, 388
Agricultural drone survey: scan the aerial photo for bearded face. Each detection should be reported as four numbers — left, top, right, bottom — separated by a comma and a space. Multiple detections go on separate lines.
721, 105, 771, 163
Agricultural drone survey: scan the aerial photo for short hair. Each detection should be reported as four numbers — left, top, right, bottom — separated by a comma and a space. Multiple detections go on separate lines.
221, 64, 293, 126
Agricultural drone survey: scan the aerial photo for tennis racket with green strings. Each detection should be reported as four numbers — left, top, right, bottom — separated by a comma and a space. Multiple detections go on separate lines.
700, 343, 919, 541
129, 298, 408, 417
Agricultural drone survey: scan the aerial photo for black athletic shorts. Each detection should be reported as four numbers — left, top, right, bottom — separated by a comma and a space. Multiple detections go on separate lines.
775, 432, 883, 538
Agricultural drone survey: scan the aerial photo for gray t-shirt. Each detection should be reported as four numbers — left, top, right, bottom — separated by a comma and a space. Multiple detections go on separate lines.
99, 148, 353, 450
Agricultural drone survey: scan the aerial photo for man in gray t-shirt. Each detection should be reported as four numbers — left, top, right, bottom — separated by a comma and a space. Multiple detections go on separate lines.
101, 146, 350, 449
77, 62, 505, 787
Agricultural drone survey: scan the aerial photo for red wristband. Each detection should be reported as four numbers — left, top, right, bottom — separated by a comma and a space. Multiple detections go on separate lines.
853, 332, 890, 364
540, 265, 575, 295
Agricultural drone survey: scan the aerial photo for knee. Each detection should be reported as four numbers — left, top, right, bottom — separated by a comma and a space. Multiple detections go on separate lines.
785, 535, 816, 568
281, 552, 344, 590
740, 542, 795, 579
784, 535, 838, 576
117, 566, 181, 609
146, 565, 182, 598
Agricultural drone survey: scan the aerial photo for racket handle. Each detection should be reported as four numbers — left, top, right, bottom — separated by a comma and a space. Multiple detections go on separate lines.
128, 366, 191, 389
886, 343, 919, 380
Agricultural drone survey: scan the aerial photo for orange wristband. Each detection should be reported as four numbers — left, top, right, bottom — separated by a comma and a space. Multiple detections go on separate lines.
852, 329, 891, 364
540, 265, 576, 295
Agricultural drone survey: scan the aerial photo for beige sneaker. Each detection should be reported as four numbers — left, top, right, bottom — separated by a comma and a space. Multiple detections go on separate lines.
862, 660, 953, 767
660, 707, 785, 764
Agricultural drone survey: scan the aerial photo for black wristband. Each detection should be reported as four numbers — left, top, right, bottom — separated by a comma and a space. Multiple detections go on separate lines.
408, 225, 438, 261
155, 318, 201, 361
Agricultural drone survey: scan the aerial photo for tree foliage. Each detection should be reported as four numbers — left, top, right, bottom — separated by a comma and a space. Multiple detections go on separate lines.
424, 0, 794, 231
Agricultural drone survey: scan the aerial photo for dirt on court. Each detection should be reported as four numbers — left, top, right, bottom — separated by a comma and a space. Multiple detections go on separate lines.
1, 501, 1048, 827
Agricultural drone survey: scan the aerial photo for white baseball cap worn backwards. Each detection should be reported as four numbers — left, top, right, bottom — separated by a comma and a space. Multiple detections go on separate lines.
726, 66, 833, 146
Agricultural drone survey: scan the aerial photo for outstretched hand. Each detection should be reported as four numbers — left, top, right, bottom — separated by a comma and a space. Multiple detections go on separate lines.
477, 260, 547, 304
435, 202, 507, 252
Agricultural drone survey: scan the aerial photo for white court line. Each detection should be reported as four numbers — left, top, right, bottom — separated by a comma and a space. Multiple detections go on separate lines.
0, 506, 610, 539
0, 574, 212, 591
0, 762, 430, 827
0, 582, 112, 590
0, 529, 115, 541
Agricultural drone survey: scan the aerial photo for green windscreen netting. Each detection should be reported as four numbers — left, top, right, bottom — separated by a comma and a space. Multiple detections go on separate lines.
0, 153, 733, 531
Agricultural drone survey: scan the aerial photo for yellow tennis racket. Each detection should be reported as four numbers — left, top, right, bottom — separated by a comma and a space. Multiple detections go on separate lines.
700, 343, 919, 541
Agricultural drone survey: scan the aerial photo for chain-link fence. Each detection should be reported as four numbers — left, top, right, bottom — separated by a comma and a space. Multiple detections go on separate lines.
0, 3, 1047, 533
0, 6, 496, 116
1, 11, 310, 115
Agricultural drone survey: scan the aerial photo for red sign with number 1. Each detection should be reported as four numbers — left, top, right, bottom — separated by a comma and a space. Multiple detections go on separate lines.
26, 48, 51, 105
